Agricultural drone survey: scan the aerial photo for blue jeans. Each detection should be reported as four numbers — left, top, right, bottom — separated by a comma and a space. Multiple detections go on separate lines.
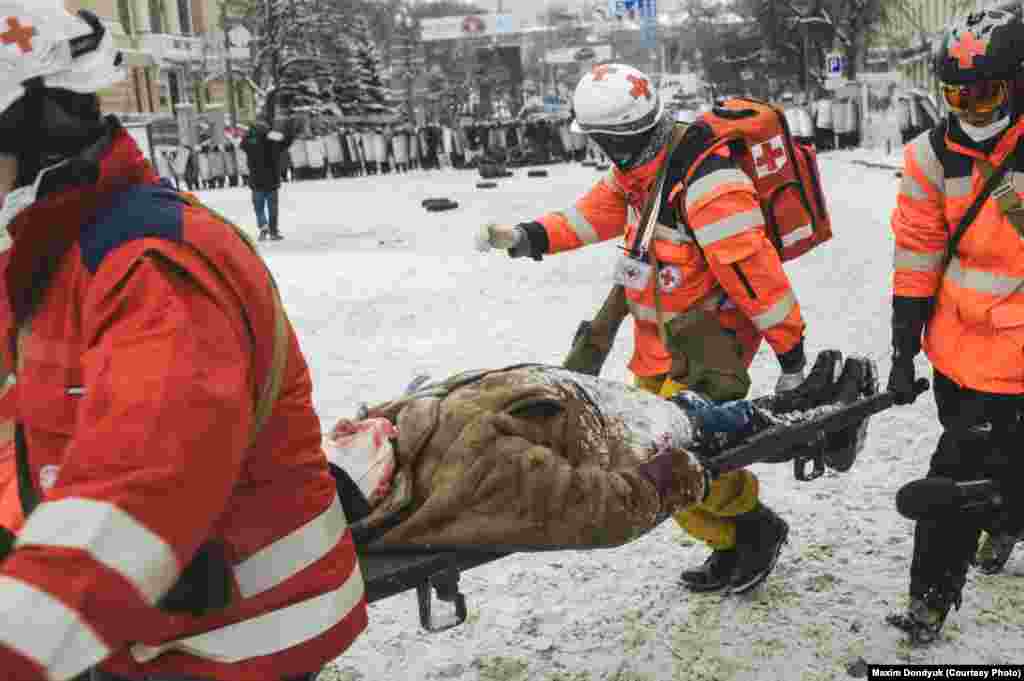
252, 189, 279, 232
673, 391, 756, 436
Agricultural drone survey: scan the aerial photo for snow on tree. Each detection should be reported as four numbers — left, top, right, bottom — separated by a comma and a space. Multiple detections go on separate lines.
345, 14, 401, 121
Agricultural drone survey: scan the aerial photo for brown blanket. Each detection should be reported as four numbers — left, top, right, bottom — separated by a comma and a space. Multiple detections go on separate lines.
338, 365, 707, 548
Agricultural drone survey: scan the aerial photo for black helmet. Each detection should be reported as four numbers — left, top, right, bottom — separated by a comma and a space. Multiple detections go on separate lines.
933, 10, 1024, 84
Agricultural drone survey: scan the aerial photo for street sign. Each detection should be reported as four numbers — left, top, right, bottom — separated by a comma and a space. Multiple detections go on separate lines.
639, 0, 657, 49
826, 52, 845, 77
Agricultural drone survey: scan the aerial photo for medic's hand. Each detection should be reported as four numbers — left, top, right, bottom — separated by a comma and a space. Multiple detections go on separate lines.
775, 367, 806, 394
475, 223, 523, 253
887, 355, 918, 405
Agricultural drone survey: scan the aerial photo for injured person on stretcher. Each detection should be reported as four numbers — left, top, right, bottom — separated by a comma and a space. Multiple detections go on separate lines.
327, 350, 879, 550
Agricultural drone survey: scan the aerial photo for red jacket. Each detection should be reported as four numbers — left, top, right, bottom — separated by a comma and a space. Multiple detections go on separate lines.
524, 142, 805, 377
0, 126, 366, 680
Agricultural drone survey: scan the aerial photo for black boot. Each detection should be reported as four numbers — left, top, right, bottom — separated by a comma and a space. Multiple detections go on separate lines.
730, 504, 789, 594
824, 356, 879, 472
680, 549, 738, 592
754, 350, 843, 415
886, 585, 961, 645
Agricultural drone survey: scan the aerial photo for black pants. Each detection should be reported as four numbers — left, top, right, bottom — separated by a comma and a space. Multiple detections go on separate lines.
909, 370, 1024, 598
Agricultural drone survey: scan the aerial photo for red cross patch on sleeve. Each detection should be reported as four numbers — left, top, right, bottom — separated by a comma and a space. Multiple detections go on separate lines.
1, 17, 36, 54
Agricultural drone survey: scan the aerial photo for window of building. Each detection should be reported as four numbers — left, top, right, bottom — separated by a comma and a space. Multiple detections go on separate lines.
159, 68, 173, 110
150, 0, 165, 34
117, 0, 133, 35
178, 0, 192, 35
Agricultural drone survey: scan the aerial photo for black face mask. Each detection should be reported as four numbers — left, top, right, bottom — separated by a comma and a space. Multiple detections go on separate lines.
589, 126, 658, 170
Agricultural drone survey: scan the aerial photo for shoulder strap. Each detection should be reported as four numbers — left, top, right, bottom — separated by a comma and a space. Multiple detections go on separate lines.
647, 125, 695, 346
635, 124, 690, 255
15, 424, 37, 517
943, 144, 1019, 269
976, 152, 1024, 238
178, 194, 290, 446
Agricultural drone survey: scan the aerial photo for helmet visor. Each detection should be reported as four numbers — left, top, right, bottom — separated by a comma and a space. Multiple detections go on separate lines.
941, 80, 1008, 115
572, 97, 663, 136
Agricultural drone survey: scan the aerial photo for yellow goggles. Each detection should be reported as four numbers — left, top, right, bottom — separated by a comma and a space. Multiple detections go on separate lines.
941, 80, 1008, 115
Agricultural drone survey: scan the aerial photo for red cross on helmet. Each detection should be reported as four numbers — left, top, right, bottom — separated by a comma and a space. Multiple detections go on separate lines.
933, 10, 1024, 85
570, 63, 664, 136
0, 2, 124, 119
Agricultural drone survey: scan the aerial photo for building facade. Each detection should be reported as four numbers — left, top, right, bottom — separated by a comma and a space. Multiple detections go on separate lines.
64, 0, 252, 125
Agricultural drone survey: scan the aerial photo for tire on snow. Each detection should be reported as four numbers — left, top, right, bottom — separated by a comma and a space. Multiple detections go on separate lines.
476, 181, 498, 189
595, 164, 610, 171
423, 198, 459, 212
527, 169, 549, 178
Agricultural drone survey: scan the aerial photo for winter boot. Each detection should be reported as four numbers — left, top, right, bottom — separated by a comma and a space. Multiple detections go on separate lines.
269, 231, 284, 241
730, 503, 790, 594
258, 228, 269, 242
824, 357, 879, 473
680, 549, 738, 592
976, 530, 1018, 575
754, 350, 843, 415
886, 587, 960, 645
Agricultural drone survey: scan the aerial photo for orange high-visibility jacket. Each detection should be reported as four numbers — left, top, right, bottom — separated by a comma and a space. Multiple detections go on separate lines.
0, 128, 366, 681
527, 144, 805, 376
892, 120, 1024, 394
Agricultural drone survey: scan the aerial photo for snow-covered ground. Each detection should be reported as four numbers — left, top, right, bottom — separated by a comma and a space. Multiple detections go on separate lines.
196, 153, 1023, 681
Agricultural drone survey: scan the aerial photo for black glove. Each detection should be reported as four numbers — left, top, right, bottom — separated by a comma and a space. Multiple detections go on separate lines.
887, 355, 918, 405
510, 222, 550, 261
887, 296, 931, 405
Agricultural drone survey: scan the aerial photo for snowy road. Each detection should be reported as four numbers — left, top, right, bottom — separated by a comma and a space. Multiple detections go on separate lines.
197, 153, 1024, 681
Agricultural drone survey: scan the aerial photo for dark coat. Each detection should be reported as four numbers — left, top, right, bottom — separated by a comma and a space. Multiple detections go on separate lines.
241, 126, 294, 191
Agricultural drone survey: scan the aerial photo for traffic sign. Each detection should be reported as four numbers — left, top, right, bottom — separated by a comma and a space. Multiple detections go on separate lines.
826, 52, 845, 77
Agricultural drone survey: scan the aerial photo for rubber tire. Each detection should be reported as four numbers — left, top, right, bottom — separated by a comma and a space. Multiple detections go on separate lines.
595, 164, 610, 171
500, 171, 514, 177
424, 199, 459, 212
476, 181, 498, 189
527, 169, 549, 178
581, 161, 596, 167
421, 198, 451, 209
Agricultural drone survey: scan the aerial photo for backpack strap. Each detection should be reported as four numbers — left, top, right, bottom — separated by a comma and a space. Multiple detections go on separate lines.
647, 124, 698, 347
942, 143, 1019, 271
976, 152, 1024, 238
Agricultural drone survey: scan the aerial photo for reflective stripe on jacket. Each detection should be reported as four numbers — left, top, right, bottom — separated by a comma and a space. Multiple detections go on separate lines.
892, 121, 1024, 393
0, 130, 366, 681
537, 144, 805, 377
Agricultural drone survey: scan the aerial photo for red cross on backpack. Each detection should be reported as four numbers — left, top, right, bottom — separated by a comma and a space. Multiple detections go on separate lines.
677, 98, 832, 263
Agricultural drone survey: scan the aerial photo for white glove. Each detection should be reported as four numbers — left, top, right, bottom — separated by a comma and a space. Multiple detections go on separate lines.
475, 223, 523, 252
775, 367, 806, 394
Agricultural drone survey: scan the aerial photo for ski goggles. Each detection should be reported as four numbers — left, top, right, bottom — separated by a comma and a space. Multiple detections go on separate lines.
941, 80, 1008, 115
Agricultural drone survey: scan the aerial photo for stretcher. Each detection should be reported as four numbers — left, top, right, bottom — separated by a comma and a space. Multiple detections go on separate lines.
355, 385, 924, 632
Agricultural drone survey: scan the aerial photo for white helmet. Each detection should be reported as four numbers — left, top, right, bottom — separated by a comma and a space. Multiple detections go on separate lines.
0, 1, 124, 118
570, 64, 664, 135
